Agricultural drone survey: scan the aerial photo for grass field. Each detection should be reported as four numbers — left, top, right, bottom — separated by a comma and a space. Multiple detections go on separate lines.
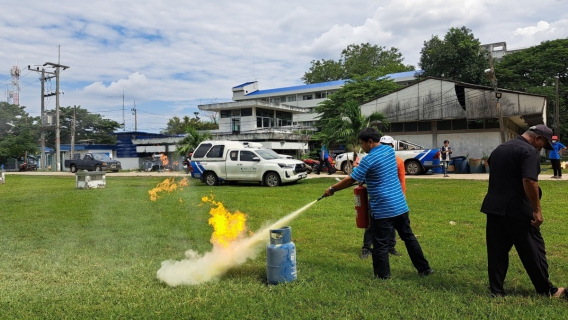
1, 174, 568, 319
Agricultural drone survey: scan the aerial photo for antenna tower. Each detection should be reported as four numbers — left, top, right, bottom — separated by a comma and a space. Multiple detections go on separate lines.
8, 66, 21, 105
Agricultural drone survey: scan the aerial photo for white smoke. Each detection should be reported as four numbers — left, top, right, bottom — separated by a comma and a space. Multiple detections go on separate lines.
156, 200, 317, 286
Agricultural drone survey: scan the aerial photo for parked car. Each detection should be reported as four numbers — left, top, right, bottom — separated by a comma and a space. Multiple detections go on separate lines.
334, 140, 440, 175
189, 141, 308, 187
64, 153, 122, 173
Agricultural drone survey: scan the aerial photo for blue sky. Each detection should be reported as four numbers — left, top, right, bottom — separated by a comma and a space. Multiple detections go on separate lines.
1, 0, 567, 132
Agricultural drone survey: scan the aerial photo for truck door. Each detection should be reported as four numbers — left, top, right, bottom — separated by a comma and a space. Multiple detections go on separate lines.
225, 150, 240, 179
84, 154, 94, 169
238, 150, 261, 180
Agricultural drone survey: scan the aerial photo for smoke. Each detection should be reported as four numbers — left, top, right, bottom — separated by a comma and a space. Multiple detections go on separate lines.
156, 200, 317, 286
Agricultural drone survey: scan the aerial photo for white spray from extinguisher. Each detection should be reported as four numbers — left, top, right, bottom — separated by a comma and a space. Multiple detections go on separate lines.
157, 200, 318, 286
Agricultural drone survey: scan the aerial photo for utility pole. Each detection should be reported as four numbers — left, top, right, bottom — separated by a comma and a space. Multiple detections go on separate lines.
71, 105, 76, 160
486, 56, 506, 143
44, 48, 70, 171
555, 76, 560, 137
28, 65, 53, 170
132, 101, 137, 131
122, 89, 125, 131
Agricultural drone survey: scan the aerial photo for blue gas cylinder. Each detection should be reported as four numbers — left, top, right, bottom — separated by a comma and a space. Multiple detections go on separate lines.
266, 226, 296, 284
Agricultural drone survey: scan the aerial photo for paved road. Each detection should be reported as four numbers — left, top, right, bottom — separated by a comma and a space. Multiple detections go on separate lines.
3, 170, 565, 181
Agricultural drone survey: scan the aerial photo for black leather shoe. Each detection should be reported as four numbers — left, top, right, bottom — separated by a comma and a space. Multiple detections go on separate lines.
418, 268, 434, 276
360, 248, 371, 259
388, 248, 401, 256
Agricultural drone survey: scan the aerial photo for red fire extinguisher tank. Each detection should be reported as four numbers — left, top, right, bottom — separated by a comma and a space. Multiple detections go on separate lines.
354, 185, 370, 228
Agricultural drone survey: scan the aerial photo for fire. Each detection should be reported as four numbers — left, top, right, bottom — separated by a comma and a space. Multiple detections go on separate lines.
562, 161, 568, 169
148, 177, 188, 201
160, 154, 169, 167
202, 195, 247, 247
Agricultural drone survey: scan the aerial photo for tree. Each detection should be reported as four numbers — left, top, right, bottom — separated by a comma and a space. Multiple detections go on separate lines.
176, 126, 212, 157
44, 106, 122, 147
316, 72, 401, 130
419, 26, 490, 85
319, 100, 388, 173
302, 43, 414, 84
163, 115, 218, 134
496, 39, 568, 137
0, 102, 40, 163
315, 73, 399, 173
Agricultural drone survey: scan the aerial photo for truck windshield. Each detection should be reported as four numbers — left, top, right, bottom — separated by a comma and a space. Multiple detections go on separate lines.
255, 149, 280, 160
92, 154, 112, 161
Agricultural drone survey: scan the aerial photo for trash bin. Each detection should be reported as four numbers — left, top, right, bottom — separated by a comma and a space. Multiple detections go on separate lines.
468, 158, 483, 173
453, 156, 468, 174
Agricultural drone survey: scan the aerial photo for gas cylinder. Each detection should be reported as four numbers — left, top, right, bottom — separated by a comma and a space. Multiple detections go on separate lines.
266, 226, 296, 285
354, 185, 370, 228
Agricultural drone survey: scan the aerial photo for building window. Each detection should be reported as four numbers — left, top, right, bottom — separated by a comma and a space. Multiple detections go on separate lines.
302, 94, 313, 100
287, 96, 296, 102
257, 108, 274, 117
241, 108, 252, 117
437, 120, 452, 130
468, 120, 484, 129
452, 119, 467, 130
220, 110, 231, 118
418, 122, 432, 131
231, 109, 241, 117
390, 123, 403, 132
269, 97, 281, 103
315, 92, 327, 99
404, 122, 418, 132
485, 119, 500, 128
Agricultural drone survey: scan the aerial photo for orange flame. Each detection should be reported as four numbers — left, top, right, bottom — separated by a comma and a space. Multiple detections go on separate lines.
160, 154, 169, 166
202, 195, 247, 247
148, 177, 188, 201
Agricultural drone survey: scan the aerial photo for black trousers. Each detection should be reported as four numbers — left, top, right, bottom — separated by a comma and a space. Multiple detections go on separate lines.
363, 227, 395, 250
316, 158, 333, 174
551, 159, 562, 177
370, 212, 430, 278
486, 214, 558, 296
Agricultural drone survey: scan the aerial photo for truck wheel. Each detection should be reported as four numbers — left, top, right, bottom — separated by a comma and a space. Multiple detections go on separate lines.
342, 161, 353, 175
94, 165, 102, 172
264, 172, 281, 187
204, 172, 219, 186
70, 165, 77, 173
405, 161, 422, 175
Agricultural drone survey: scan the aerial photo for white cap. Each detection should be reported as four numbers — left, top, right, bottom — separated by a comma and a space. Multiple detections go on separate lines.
380, 135, 394, 145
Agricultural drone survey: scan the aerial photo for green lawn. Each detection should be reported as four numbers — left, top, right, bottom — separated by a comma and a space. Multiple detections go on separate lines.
1, 175, 568, 319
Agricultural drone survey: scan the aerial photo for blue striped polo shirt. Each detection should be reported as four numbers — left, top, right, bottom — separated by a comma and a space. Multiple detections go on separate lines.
350, 144, 408, 219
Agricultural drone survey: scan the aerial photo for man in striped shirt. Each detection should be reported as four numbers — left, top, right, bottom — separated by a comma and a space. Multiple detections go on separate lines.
324, 128, 433, 279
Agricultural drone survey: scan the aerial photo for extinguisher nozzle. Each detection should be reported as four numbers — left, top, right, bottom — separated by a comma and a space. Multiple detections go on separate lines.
316, 195, 326, 201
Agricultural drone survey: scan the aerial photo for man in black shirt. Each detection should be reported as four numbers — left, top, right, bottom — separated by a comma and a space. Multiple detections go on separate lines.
481, 124, 565, 298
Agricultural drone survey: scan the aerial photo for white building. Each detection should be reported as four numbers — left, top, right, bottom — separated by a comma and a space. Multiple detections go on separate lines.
198, 71, 420, 155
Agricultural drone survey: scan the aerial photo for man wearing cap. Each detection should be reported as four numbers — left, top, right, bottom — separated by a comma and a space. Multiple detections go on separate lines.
360, 135, 405, 259
481, 124, 566, 298
549, 135, 566, 179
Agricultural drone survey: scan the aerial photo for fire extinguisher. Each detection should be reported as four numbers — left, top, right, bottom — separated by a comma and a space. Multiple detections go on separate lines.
354, 184, 370, 228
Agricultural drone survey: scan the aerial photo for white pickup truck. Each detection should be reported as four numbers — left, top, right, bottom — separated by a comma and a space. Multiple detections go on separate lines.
334, 140, 441, 175
189, 141, 308, 187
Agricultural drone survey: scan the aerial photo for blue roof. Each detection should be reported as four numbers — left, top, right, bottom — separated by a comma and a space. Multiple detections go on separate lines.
232, 81, 256, 89
246, 79, 348, 96
242, 70, 422, 97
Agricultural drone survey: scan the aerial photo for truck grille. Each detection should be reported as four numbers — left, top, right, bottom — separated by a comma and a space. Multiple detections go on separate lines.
295, 163, 308, 173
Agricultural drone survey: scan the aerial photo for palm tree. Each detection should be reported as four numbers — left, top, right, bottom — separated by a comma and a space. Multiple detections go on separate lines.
322, 101, 388, 174
176, 126, 212, 157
